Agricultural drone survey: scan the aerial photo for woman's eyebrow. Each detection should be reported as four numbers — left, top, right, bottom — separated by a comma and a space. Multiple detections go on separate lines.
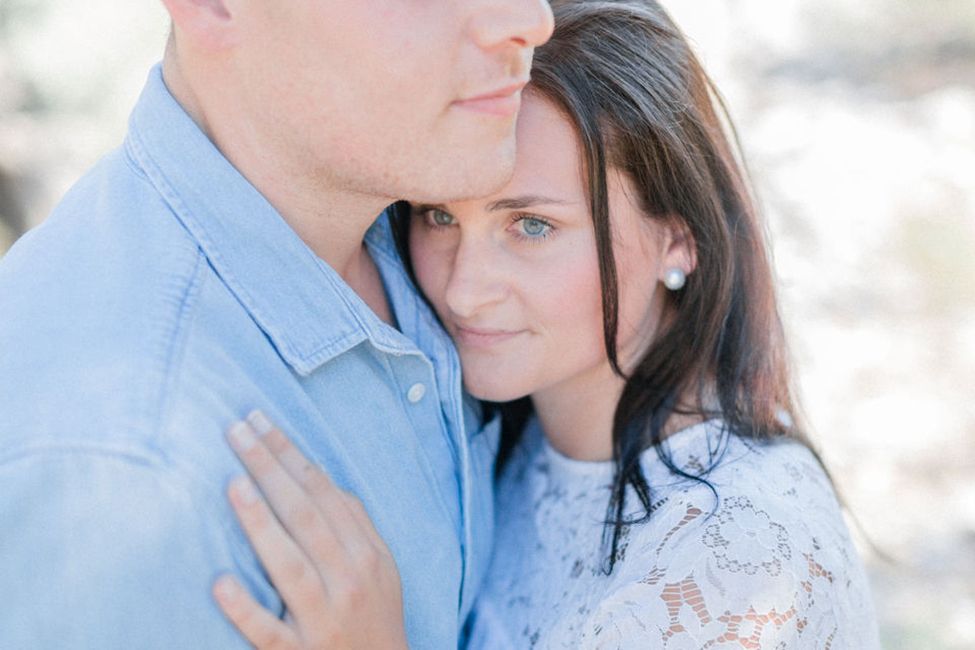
486, 195, 574, 211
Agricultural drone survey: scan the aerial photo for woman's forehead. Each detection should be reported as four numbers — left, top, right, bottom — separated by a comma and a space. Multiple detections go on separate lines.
504, 95, 588, 201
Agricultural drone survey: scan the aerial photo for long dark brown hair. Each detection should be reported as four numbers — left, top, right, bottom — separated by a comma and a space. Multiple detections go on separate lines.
394, 0, 832, 574
501, 0, 831, 573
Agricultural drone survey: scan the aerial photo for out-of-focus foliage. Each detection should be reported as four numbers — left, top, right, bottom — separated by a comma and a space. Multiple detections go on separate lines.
1, 2, 973, 647
0, 0, 167, 249
670, 3, 975, 648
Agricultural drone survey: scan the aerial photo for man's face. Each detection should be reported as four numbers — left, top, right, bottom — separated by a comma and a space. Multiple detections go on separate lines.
232, 1, 554, 204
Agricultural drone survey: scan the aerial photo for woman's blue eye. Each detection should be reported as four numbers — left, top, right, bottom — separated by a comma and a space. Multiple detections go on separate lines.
519, 216, 551, 238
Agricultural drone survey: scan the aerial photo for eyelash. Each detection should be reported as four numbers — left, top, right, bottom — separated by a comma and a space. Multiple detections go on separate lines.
510, 213, 555, 243
415, 207, 454, 231
414, 207, 557, 243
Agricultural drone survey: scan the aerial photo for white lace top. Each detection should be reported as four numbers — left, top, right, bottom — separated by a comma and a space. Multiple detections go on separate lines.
467, 418, 880, 649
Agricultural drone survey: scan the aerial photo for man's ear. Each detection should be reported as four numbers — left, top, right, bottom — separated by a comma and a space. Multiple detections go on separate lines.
161, 0, 238, 51
660, 217, 698, 279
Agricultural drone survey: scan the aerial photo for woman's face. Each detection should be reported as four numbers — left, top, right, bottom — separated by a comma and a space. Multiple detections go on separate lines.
409, 93, 681, 403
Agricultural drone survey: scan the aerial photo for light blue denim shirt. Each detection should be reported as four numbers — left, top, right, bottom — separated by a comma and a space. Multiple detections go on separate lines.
0, 65, 498, 649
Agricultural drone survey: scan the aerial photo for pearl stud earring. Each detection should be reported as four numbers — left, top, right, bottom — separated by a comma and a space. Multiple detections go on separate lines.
663, 268, 686, 291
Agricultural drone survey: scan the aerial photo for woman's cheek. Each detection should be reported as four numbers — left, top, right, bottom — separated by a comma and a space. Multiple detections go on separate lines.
531, 249, 604, 350
410, 236, 447, 303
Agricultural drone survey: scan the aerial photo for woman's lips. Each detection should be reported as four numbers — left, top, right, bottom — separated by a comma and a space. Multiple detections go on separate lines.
452, 325, 526, 349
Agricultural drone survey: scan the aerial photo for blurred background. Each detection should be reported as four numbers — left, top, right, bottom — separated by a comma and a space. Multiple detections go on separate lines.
1, 1, 972, 647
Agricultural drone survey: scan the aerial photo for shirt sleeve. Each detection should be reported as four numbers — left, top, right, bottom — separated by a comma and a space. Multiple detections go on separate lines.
575, 494, 852, 649
0, 447, 272, 648
576, 577, 814, 649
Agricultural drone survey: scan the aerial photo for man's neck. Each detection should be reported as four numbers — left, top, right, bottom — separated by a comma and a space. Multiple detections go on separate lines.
161, 56, 390, 281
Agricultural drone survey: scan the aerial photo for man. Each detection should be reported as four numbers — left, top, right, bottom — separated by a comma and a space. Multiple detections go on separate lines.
0, 1, 553, 647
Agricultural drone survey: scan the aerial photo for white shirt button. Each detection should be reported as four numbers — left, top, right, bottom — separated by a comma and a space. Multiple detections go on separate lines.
407, 383, 426, 404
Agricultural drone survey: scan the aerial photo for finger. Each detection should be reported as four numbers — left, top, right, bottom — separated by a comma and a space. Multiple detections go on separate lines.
238, 417, 395, 592
213, 575, 299, 650
245, 411, 336, 494
245, 411, 368, 545
227, 420, 348, 565
226, 474, 331, 629
341, 492, 389, 553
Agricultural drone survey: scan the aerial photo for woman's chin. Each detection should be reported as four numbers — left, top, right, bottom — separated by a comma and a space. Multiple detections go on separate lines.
462, 376, 531, 404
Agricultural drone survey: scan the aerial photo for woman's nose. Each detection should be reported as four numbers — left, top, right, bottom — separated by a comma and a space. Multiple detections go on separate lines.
443, 239, 508, 321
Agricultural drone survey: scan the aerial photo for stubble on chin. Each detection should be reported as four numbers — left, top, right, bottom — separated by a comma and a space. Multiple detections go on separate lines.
406, 130, 518, 205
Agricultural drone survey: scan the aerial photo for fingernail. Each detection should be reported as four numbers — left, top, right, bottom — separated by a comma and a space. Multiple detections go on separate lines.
231, 475, 259, 506
227, 421, 258, 452
214, 575, 239, 601
246, 410, 274, 437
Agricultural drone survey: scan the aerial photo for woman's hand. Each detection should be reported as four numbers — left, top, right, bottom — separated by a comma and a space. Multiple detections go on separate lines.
212, 411, 408, 650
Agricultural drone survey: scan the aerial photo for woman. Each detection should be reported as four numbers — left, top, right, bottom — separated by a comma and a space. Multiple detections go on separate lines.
212, 1, 880, 647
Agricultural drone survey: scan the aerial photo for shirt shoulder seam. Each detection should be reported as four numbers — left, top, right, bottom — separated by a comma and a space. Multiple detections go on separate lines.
0, 437, 264, 581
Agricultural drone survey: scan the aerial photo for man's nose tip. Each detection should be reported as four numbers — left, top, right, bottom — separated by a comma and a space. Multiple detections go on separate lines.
472, 0, 555, 51
528, 0, 555, 47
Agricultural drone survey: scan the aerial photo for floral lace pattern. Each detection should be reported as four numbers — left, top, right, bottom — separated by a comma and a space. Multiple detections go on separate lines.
466, 420, 880, 649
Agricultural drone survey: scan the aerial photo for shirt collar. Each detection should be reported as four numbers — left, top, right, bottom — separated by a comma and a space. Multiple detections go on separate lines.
124, 64, 413, 375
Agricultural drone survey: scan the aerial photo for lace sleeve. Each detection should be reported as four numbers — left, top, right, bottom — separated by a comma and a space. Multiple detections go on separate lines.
577, 573, 817, 649
575, 492, 870, 649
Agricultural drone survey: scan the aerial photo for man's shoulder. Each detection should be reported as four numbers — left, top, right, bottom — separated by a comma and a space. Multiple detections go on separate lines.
1, 145, 202, 296
7, 144, 195, 250
0, 147, 226, 452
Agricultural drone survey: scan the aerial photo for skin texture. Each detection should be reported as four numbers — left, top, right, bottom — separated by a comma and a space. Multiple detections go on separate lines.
409, 93, 695, 460
216, 412, 408, 650
161, 0, 554, 276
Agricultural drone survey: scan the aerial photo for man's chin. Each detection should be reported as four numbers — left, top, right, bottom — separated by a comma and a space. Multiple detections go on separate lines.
405, 149, 516, 205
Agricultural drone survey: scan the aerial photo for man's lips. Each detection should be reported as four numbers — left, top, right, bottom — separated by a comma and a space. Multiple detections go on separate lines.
452, 81, 528, 117
452, 324, 527, 348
